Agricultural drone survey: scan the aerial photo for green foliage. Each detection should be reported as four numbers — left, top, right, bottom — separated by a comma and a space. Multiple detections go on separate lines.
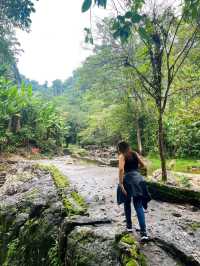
3, 218, 57, 266
68, 144, 88, 157
0, 0, 36, 81
147, 157, 200, 175
48, 242, 62, 266
82, 0, 107, 12
0, 0, 36, 30
0, 78, 67, 154
82, 0, 92, 12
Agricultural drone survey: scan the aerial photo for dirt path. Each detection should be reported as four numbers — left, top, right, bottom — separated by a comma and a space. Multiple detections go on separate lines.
39, 156, 200, 266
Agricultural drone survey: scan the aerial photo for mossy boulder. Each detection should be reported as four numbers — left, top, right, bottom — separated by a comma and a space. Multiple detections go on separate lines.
0, 163, 64, 266
36, 164, 88, 216
65, 226, 121, 266
118, 233, 147, 266
3, 218, 60, 266
63, 225, 147, 266
147, 180, 200, 207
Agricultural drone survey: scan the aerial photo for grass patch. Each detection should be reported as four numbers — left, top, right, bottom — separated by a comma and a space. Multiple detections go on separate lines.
146, 156, 161, 175
147, 156, 200, 175
173, 159, 200, 173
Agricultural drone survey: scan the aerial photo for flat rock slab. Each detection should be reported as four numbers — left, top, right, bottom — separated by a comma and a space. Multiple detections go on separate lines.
40, 156, 200, 266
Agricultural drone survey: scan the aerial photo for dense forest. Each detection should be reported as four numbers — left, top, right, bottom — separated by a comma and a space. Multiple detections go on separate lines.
0, 0, 200, 179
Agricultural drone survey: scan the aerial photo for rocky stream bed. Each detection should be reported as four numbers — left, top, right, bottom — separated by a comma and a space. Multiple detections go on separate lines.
0, 156, 200, 266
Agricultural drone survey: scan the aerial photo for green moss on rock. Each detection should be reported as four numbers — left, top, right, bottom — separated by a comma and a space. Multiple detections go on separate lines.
0, 206, 18, 264
3, 218, 59, 266
35, 164, 87, 216
118, 233, 147, 266
65, 227, 119, 265
0, 164, 66, 266
71, 191, 88, 210
121, 234, 137, 245
139, 253, 148, 266
147, 181, 200, 207
126, 260, 139, 266
62, 198, 84, 216
48, 242, 62, 266
36, 164, 69, 188
189, 222, 200, 231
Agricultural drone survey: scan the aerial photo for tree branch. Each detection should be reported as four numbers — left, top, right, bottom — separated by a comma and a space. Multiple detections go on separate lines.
125, 60, 156, 91
171, 27, 198, 76
168, 13, 184, 56
162, 28, 198, 112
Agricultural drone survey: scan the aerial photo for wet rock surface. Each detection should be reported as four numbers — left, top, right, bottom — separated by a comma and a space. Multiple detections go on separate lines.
0, 162, 64, 266
1, 159, 136, 266
1, 156, 200, 265
64, 224, 121, 266
40, 156, 200, 266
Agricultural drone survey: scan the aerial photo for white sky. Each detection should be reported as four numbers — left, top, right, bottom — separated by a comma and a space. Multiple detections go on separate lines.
16, 0, 179, 85
16, 0, 107, 84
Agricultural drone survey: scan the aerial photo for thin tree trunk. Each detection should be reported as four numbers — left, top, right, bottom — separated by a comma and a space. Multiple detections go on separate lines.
158, 111, 167, 182
136, 117, 142, 155
7, 118, 12, 131
133, 96, 143, 155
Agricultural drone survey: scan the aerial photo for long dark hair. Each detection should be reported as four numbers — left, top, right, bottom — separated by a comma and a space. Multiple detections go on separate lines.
117, 141, 132, 159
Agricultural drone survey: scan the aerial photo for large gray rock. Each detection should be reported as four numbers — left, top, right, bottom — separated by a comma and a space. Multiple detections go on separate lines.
0, 162, 64, 266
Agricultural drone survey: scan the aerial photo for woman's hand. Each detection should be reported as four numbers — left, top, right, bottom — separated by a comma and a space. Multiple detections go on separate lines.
120, 184, 127, 196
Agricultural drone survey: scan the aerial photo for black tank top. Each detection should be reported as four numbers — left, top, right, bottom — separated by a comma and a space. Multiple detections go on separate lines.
124, 152, 139, 173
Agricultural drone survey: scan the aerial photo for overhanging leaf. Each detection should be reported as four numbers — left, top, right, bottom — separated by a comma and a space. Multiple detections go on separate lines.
131, 13, 142, 23
82, 0, 92, 12
95, 0, 107, 8
138, 27, 149, 41
125, 11, 132, 18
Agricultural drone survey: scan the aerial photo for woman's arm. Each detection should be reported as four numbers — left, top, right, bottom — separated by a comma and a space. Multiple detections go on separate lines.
135, 152, 146, 168
118, 154, 127, 196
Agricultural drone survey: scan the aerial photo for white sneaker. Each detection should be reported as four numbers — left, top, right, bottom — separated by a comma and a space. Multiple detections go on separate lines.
140, 232, 149, 241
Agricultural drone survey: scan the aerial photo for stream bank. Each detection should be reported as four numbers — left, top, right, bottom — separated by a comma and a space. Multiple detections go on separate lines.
40, 156, 200, 266
0, 156, 200, 265
0, 159, 147, 266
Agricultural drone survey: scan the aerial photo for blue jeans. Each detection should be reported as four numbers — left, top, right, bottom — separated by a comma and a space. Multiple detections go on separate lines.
124, 196, 146, 233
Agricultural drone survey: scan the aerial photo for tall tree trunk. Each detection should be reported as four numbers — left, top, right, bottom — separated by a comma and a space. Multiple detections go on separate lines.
158, 111, 167, 182
136, 116, 142, 155
133, 97, 143, 155
7, 118, 12, 131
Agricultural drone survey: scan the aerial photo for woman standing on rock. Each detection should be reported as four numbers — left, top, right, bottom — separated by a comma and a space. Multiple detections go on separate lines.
117, 141, 150, 241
